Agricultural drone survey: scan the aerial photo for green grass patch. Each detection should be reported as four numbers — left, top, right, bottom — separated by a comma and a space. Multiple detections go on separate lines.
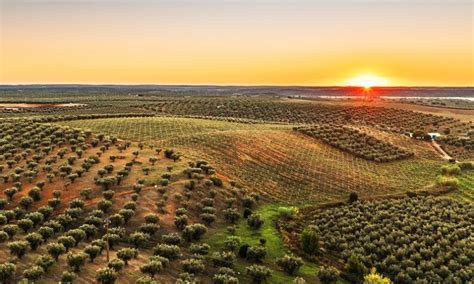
456, 170, 474, 202
206, 204, 319, 283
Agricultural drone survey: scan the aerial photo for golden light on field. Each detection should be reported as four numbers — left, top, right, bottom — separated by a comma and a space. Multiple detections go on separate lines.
345, 74, 390, 89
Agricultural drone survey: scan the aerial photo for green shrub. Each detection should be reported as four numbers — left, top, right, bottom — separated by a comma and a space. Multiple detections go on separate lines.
0, 262, 16, 282
277, 207, 298, 219
275, 254, 304, 275
108, 259, 125, 272
246, 246, 267, 263
140, 261, 163, 277
96, 267, 118, 284
247, 214, 265, 230
182, 224, 207, 242
317, 266, 339, 283
23, 265, 44, 282
459, 162, 473, 171
344, 253, 368, 283
300, 225, 319, 255
61, 271, 77, 283
8, 240, 29, 258
66, 251, 88, 272
181, 258, 205, 274
246, 265, 272, 284
154, 244, 181, 260
84, 245, 102, 262
441, 164, 461, 176
436, 176, 460, 189
117, 248, 138, 265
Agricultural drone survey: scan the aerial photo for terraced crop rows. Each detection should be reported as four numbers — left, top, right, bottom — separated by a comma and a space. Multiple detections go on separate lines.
58, 117, 444, 204
458, 173, 474, 202
57, 117, 288, 143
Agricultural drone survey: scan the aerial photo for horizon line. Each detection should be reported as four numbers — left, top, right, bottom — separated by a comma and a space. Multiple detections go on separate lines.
0, 83, 473, 89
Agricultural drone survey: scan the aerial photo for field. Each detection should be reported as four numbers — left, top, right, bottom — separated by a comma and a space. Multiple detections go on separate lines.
0, 87, 472, 283
284, 196, 474, 283
57, 116, 444, 204
395, 98, 474, 110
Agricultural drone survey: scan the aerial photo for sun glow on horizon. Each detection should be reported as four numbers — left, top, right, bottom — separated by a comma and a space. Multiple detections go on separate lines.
345, 74, 390, 89
1, 1, 471, 86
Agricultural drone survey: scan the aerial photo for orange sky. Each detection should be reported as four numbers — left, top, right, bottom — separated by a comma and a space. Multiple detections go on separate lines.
0, 1, 473, 86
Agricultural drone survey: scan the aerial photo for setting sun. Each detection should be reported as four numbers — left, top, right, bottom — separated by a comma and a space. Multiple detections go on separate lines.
345, 74, 390, 88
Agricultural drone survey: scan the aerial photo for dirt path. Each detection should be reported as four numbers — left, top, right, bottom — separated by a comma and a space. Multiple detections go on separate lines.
431, 140, 453, 161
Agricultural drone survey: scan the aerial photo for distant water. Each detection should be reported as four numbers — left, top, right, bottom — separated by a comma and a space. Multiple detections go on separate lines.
382, 96, 474, 101
315, 96, 474, 101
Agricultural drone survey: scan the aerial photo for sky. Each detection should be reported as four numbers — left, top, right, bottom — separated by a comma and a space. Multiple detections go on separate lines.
0, 0, 473, 86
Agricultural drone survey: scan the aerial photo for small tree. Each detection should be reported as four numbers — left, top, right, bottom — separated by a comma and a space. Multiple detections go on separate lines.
19, 196, 34, 210
35, 254, 55, 272
0, 231, 8, 242
117, 248, 138, 265
189, 243, 210, 255
4, 187, 17, 201
182, 224, 207, 242
149, 157, 158, 165
247, 214, 265, 230
18, 218, 34, 233
37, 226, 55, 241
200, 213, 216, 225
23, 265, 44, 282
25, 232, 44, 250
349, 192, 359, 203
66, 228, 86, 246
129, 231, 149, 248
61, 271, 77, 283
317, 266, 340, 284
8, 240, 29, 258
213, 269, 239, 284
224, 236, 241, 252
344, 254, 368, 283
66, 251, 88, 272
96, 267, 118, 284
145, 214, 160, 224
174, 215, 188, 230
28, 187, 42, 201
140, 223, 160, 236
181, 258, 205, 274
0, 262, 16, 282
3, 224, 19, 239
67, 173, 79, 183
109, 214, 125, 227
104, 233, 121, 250
276, 254, 304, 275
154, 244, 181, 260
224, 208, 241, 224
98, 200, 113, 213
80, 188, 93, 200
211, 251, 236, 268
300, 226, 319, 255
246, 265, 272, 284
108, 259, 125, 272
84, 245, 102, 262
47, 242, 66, 260
119, 208, 135, 223
246, 246, 267, 263
140, 261, 163, 278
